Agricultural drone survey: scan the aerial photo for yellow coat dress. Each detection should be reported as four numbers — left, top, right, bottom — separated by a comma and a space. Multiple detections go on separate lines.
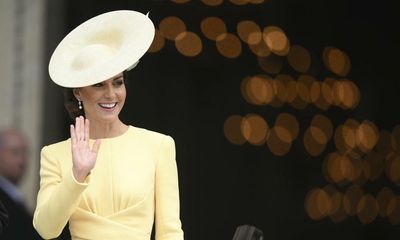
33, 126, 184, 240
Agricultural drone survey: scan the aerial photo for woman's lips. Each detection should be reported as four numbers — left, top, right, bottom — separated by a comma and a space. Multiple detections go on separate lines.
98, 102, 117, 111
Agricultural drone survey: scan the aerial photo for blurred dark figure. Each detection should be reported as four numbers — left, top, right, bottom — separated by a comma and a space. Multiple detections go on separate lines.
0, 129, 41, 239
0, 199, 8, 236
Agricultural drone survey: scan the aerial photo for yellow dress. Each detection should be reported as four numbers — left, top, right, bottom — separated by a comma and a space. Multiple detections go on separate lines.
33, 126, 184, 240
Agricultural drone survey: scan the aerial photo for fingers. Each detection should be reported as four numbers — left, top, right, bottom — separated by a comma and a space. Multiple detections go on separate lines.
70, 124, 76, 144
73, 116, 87, 142
80, 116, 85, 141
85, 118, 90, 141
75, 117, 81, 141
92, 139, 101, 154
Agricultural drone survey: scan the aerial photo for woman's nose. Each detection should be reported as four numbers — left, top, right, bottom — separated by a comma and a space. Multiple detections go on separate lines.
104, 85, 116, 98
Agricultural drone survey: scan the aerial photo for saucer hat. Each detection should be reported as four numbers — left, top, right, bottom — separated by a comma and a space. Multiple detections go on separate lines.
49, 10, 155, 88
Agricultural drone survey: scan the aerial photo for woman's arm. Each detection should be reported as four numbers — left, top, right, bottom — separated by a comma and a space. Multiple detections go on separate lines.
33, 146, 90, 239
155, 136, 184, 240
34, 117, 100, 239
0, 199, 8, 235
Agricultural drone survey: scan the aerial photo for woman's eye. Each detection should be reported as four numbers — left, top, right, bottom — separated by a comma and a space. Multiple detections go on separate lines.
114, 80, 124, 86
93, 83, 103, 87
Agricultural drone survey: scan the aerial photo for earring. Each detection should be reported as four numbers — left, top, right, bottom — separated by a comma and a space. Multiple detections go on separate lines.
78, 100, 82, 110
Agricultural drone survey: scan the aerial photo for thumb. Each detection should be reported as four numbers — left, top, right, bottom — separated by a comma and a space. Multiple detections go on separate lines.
91, 139, 101, 154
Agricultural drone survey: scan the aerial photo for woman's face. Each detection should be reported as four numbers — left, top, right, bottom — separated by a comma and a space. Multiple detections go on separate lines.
73, 72, 126, 124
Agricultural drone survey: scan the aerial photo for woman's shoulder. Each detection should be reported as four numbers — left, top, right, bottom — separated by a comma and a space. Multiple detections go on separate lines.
41, 138, 71, 153
130, 126, 172, 140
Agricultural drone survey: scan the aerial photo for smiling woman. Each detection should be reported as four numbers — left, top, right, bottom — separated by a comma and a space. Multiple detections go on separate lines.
33, 10, 184, 240
63, 71, 129, 120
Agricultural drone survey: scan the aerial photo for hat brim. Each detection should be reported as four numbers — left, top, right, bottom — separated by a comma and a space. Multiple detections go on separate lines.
49, 10, 155, 88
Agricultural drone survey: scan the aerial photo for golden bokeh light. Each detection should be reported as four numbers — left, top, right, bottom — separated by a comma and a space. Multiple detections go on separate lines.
241, 75, 274, 105
343, 184, 363, 216
310, 80, 321, 104
171, 0, 190, 3
332, 79, 360, 109
304, 115, 333, 157
323, 47, 351, 77
148, 29, 165, 53
376, 130, 396, 157
159, 16, 187, 40
330, 154, 354, 185
263, 26, 290, 56
356, 120, 379, 153
345, 119, 361, 152
312, 80, 330, 110
257, 55, 283, 74
387, 197, 400, 225
304, 127, 326, 157
387, 155, 400, 184
230, 0, 250, 5
249, 38, 271, 57
175, 32, 203, 57
384, 153, 397, 183
249, 0, 265, 3
323, 185, 346, 222
349, 155, 363, 184
392, 125, 400, 152
269, 78, 286, 107
216, 33, 242, 58
201, 0, 223, 6
297, 75, 316, 104
200, 17, 227, 41
286, 80, 308, 110
362, 151, 384, 181
311, 114, 333, 144
357, 194, 379, 225
266, 127, 292, 156
304, 188, 330, 220
276, 74, 295, 103
241, 113, 269, 146
287, 45, 311, 73
275, 113, 299, 141
237, 20, 262, 45
376, 187, 394, 217
320, 77, 336, 106
334, 119, 360, 154
223, 115, 246, 145
275, 74, 294, 103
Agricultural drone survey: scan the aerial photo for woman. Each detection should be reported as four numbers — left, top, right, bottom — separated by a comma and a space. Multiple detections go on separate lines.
33, 10, 184, 240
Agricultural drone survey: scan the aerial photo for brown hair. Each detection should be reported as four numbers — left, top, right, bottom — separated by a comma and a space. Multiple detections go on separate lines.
63, 88, 85, 120
62, 71, 128, 120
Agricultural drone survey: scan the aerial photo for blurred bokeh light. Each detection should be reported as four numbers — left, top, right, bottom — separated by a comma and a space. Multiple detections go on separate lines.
175, 32, 203, 57
159, 16, 187, 40
201, 17, 227, 41
323, 47, 351, 77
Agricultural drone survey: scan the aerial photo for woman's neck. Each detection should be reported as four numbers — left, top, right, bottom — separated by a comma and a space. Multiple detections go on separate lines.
87, 118, 128, 139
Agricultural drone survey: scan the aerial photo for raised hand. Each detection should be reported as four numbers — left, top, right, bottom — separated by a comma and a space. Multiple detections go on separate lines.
70, 116, 101, 182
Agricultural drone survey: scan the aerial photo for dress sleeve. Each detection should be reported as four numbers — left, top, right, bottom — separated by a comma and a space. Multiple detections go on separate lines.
33, 146, 90, 239
155, 136, 184, 240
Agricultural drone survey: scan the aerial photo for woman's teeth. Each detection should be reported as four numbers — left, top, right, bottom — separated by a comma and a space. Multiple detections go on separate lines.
99, 103, 117, 109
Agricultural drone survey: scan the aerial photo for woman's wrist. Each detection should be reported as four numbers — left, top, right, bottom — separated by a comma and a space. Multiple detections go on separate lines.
72, 167, 90, 183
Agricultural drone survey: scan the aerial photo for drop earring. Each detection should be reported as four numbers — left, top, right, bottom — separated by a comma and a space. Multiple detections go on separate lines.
78, 100, 82, 110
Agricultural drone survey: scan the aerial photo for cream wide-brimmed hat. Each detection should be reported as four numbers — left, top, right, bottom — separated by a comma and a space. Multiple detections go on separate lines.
49, 10, 155, 88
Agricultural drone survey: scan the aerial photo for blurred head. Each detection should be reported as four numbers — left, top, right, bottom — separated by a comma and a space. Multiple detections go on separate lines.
0, 130, 28, 185
71, 72, 126, 124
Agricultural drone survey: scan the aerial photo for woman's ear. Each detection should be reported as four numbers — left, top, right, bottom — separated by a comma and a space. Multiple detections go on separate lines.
73, 88, 81, 101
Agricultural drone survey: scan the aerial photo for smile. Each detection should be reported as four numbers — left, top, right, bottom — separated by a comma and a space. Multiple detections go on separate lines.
98, 102, 117, 110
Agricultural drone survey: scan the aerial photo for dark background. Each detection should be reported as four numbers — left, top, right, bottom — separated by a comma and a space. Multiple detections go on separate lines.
42, 0, 400, 239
